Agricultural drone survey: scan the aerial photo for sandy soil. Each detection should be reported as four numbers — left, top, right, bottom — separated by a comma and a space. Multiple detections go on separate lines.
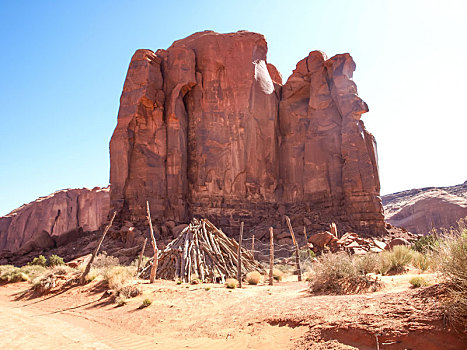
0, 273, 465, 350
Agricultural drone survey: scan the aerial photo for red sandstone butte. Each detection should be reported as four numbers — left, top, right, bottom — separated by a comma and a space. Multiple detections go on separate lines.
110, 30, 386, 236
0, 187, 110, 253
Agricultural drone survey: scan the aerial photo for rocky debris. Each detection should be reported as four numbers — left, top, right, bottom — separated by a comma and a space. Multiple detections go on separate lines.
109, 30, 386, 238
383, 180, 467, 235
307, 228, 419, 255
385, 237, 410, 250
0, 187, 110, 253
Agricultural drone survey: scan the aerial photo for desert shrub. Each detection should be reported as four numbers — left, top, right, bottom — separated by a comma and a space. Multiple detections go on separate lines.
309, 253, 381, 295
29, 255, 47, 267
93, 252, 120, 269
246, 271, 261, 285
273, 268, 284, 281
117, 285, 141, 299
32, 272, 57, 294
409, 276, 428, 288
20, 265, 47, 279
225, 278, 238, 289
413, 235, 438, 253
115, 296, 127, 307
48, 254, 65, 267
377, 246, 415, 275
411, 250, 431, 271
103, 265, 136, 290
298, 248, 315, 261
0, 265, 46, 283
354, 253, 379, 275
85, 267, 99, 282
141, 298, 152, 307
434, 226, 467, 330
205, 287, 211, 291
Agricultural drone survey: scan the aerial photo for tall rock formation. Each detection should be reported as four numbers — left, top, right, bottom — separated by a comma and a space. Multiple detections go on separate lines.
110, 30, 385, 236
0, 187, 110, 252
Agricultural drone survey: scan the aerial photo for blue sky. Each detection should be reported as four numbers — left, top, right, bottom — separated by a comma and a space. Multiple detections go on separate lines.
1, 0, 466, 215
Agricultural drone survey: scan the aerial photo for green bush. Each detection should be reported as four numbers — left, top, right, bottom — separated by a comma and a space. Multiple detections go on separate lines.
48, 254, 65, 267
0, 265, 46, 283
409, 276, 428, 288
413, 235, 438, 253
29, 255, 47, 267
141, 298, 152, 307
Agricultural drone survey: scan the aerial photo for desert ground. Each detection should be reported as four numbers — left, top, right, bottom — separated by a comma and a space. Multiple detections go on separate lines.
1, 272, 465, 350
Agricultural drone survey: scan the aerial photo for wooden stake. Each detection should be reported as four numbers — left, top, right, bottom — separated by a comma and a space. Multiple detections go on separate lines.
146, 201, 159, 283
269, 227, 274, 286
303, 226, 308, 244
251, 235, 255, 252
237, 222, 244, 288
136, 237, 148, 276
80, 211, 116, 284
285, 216, 302, 282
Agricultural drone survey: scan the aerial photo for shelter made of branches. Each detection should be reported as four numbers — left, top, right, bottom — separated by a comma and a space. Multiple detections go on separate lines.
152, 218, 265, 283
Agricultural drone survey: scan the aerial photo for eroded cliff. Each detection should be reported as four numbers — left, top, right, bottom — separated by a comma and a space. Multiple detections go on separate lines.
110, 30, 386, 236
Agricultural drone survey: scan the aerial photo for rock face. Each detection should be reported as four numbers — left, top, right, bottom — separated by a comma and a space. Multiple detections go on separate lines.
110, 30, 386, 236
383, 181, 467, 235
0, 187, 110, 252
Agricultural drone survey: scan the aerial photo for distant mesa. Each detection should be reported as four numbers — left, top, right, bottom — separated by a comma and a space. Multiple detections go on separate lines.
383, 181, 467, 235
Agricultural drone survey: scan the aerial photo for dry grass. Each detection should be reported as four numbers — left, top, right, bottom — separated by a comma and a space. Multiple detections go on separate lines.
409, 276, 428, 288
272, 268, 284, 282
103, 265, 136, 290
0, 265, 47, 283
434, 218, 467, 331
225, 278, 239, 289
309, 253, 382, 295
246, 271, 261, 285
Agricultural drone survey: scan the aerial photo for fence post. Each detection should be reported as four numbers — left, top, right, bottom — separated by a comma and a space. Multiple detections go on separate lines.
80, 211, 116, 284
251, 235, 255, 252
286, 216, 302, 282
237, 222, 244, 287
146, 201, 159, 283
303, 226, 308, 244
269, 227, 274, 286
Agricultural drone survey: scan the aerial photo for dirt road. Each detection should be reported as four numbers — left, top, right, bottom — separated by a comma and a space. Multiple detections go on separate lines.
0, 274, 465, 350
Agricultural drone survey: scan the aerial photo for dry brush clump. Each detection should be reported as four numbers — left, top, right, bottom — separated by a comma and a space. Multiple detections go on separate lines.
309, 253, 382, 295
246, 271, 261, 285
434, 218, 467, 331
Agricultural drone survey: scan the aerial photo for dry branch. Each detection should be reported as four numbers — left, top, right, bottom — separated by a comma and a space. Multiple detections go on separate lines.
143, 218, 264, 283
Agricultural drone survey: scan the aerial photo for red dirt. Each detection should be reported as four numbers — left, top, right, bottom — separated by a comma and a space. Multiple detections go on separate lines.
0, 273, 465, 349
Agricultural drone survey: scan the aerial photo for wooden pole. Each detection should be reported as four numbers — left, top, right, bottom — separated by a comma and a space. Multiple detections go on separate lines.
237, 222, 244, 287
136, 237, 148, 276
80, 211, 116, 284
146, 201, 159, 283
269, 227, 274, 286
285, 216, 302, 282
251, 235, 255, 252
303, 226, 308, 244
